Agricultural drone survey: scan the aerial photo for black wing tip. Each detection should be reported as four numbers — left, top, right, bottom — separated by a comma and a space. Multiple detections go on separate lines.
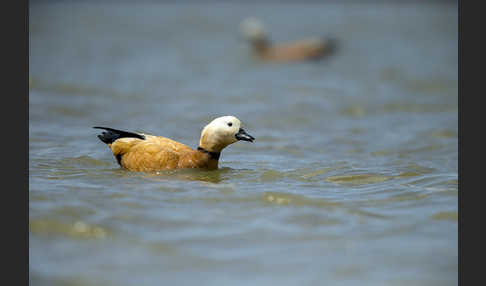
93, 126, 115, 131
93, 126, 146, 144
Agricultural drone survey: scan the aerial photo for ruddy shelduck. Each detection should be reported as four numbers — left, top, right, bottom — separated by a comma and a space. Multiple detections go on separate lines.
94, 116, 255, 172
240, 17, 336, 62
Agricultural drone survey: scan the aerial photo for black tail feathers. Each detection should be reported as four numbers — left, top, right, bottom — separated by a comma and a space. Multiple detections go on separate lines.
322, 37, 338, 56
93, 126, 145, 144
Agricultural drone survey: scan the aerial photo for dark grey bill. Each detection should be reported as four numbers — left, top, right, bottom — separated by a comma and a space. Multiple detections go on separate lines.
235, 128, 255, 142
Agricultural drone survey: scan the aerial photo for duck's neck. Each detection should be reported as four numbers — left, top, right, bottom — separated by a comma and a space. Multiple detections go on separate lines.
197, 146, 221, 160
252, 38, 270, 55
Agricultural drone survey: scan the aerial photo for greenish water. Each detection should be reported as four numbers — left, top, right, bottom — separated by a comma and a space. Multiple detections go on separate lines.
29, 2, 458, 286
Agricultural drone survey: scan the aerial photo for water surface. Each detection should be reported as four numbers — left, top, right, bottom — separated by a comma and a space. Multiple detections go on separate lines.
29, 2, 458, 286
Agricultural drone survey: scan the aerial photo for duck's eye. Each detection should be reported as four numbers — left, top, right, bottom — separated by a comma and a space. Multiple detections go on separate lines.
227, 122, 233, 127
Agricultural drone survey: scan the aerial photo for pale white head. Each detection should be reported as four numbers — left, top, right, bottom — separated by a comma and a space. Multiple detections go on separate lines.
199, 116, 254, 153
240, 17, 266, 42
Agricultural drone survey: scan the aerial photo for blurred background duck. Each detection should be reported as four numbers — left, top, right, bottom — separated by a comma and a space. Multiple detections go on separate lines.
240, 17, 337, 63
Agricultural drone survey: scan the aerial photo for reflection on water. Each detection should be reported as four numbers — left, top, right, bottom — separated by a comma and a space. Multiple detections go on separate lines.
30, 219, 110, 240
144, 168, 230, 184
325, 173, 392, 185
431, 211, 458, 221
30, 2, 457, 286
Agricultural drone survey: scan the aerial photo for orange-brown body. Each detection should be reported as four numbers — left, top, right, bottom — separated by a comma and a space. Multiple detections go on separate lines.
108, 135, 218, 172
255, 38, 330, 62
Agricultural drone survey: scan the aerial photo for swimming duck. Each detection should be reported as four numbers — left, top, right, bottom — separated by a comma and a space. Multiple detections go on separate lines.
240, 17, 336, 62
94, 116, 254, 172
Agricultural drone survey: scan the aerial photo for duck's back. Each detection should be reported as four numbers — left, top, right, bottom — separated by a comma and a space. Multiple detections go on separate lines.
111, 135, 195, 172
264, 38, 327, 61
